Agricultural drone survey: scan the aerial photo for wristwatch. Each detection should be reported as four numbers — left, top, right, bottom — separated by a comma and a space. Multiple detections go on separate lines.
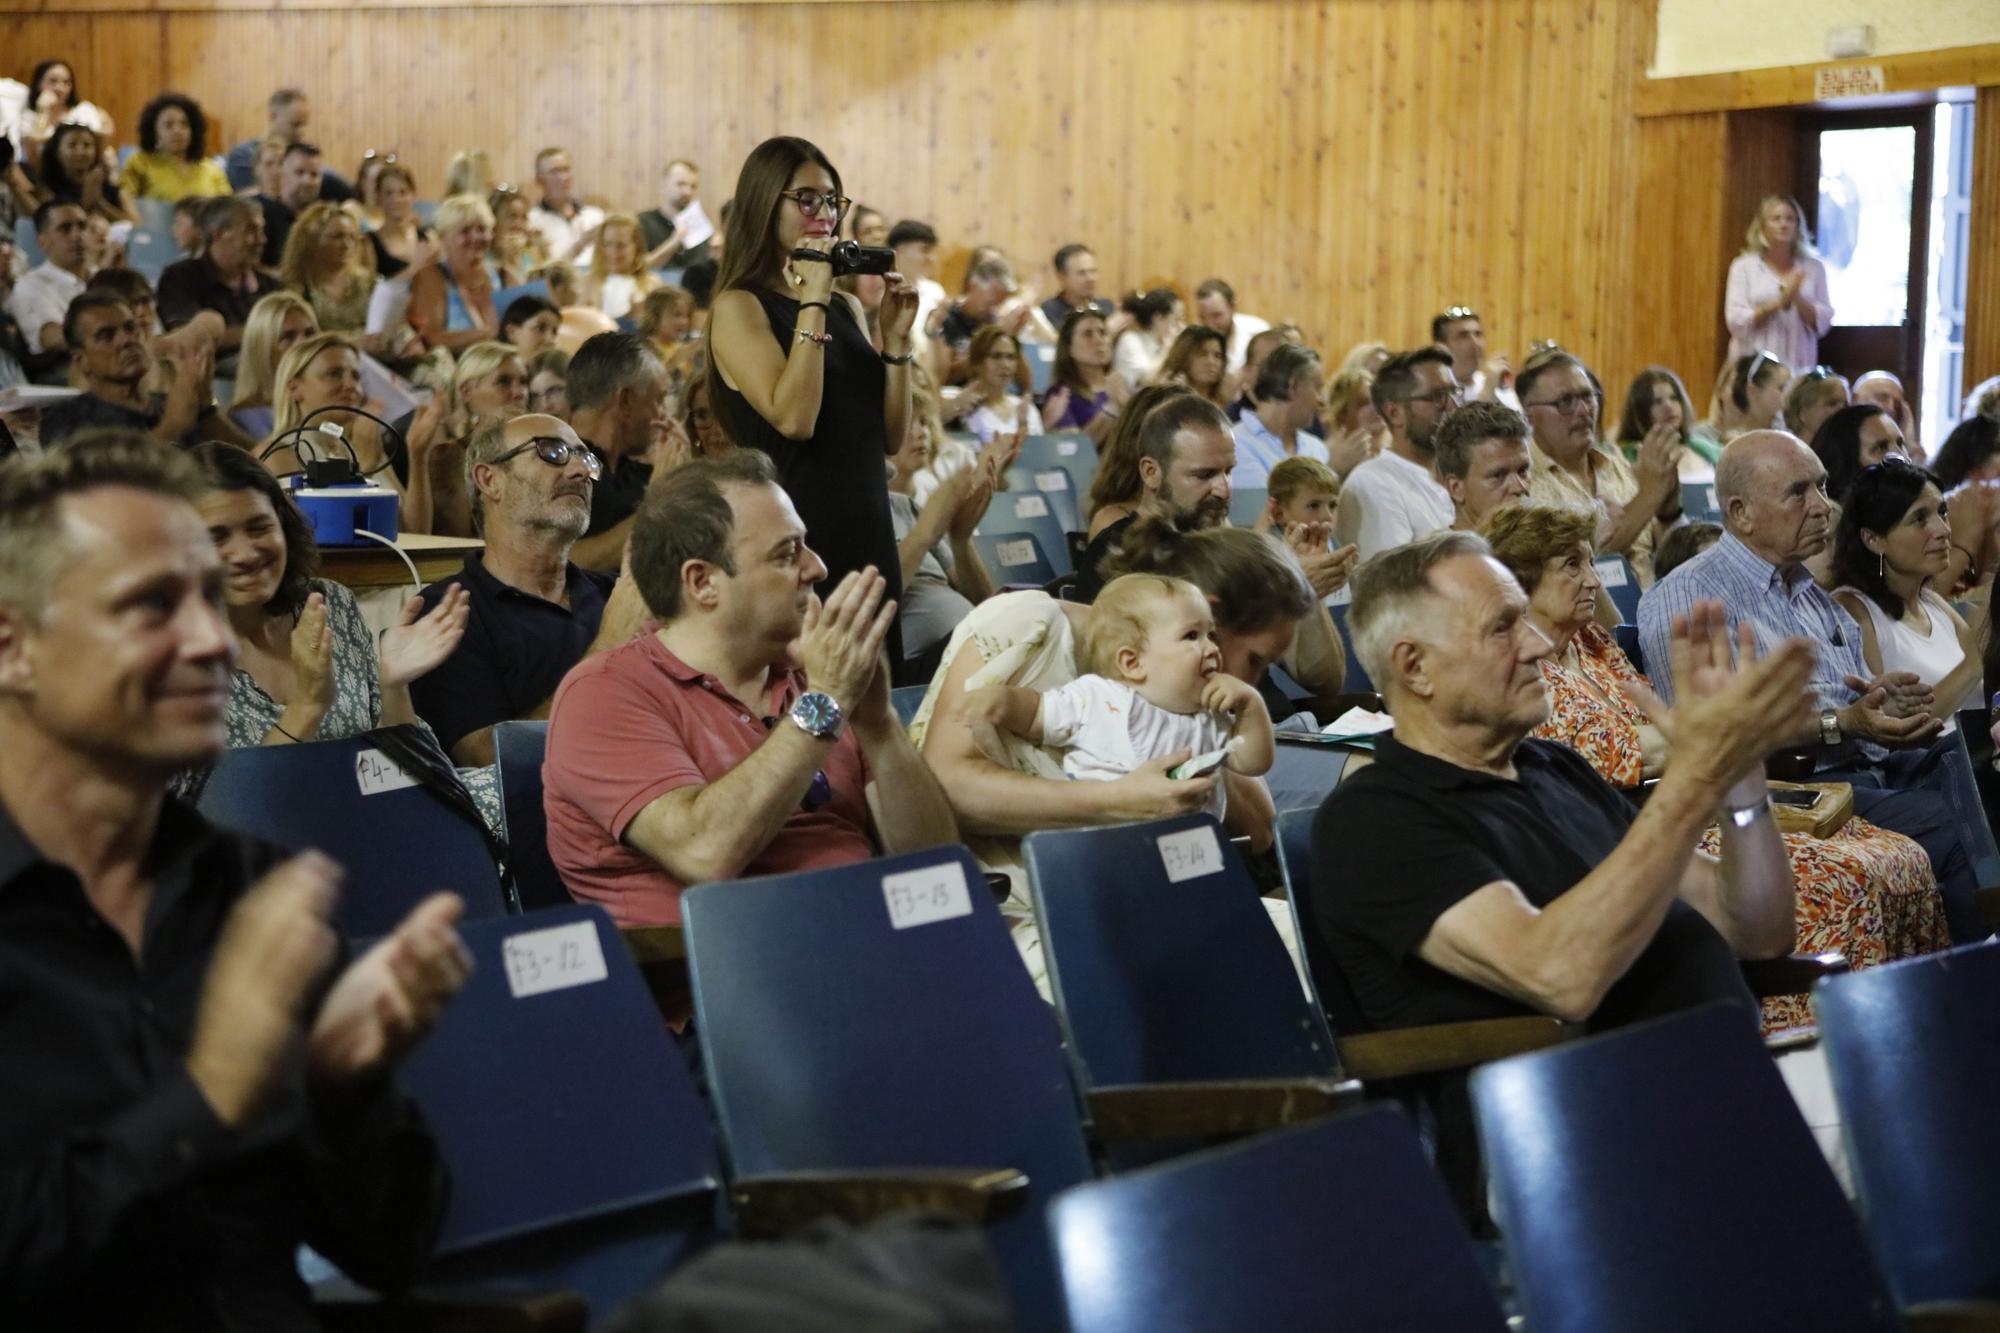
790, 690, 844, 741
1818, 708, 1842, 747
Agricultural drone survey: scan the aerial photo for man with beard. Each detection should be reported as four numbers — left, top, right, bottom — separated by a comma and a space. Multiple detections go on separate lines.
1333, 347, 1461, 559
1074, 391, 1237, 604
408, 413, 648, 766
38, 294, 252, 450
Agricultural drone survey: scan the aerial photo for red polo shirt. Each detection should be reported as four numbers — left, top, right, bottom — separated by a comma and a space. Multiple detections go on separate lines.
543, 633, 876, 925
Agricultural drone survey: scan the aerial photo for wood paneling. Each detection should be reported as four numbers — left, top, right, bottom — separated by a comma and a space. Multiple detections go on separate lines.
1964, 85, 2000, 389
1637, 41, 2000, 117
1, 0, 1774, 400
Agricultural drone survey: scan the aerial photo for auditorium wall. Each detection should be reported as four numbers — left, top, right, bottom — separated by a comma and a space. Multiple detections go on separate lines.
0, 0, 1847, 396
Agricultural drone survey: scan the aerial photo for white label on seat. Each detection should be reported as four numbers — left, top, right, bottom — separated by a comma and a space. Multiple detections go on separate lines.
1057, 440, 1079, 456
1034, 470, 1070, 493
354, 747, 421, 796
1157, 824, 1223, 883
883, 861, 972, 930
502, 919, 608, 998
1594, 558, 1629, 588
1014, 494, 1049, 519
1705, 486, 1718, 510
997, 538, 1036, 567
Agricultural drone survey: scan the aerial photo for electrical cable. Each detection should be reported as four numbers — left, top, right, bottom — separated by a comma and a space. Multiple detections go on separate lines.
352, 528, 421, 596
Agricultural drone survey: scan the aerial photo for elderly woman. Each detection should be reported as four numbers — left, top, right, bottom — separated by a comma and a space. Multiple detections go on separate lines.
408, 193, 501, 352
230, 291, 319, 438
1482, 500, 1949, 1031
280, 201, 380, 344
1724, 194, 1833, 372
118, 92, 229, 203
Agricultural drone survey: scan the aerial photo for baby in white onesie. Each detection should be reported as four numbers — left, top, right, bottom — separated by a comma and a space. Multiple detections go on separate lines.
962, 574, 1275, 821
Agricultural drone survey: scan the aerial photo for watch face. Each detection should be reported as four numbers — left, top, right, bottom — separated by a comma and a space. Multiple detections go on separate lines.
793, 691, 840, 736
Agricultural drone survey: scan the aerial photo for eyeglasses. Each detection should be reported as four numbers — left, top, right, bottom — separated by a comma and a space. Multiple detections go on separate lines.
1407, 385, 1464, 410
778, 188, 852, 221
1525, 390, 1598, 417
491, 435, 602, 479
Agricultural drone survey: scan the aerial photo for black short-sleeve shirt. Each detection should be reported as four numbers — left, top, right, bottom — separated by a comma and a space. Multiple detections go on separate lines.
407, 554, 615, 752
1311, 733, 1753, 1032
582, 440, 652, 539
155, 257, 283, 333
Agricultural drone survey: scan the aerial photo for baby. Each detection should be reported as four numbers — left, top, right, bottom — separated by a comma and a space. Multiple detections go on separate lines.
963, 574, 1274, 820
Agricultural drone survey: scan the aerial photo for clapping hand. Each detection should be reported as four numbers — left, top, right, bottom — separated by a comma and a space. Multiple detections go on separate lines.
1636, 420, 1683, 493
796, 567, 896, 714
379, 584, 470, 688
1285, 521, 1358, 598
946, 459, 999, 545
290, 592, 336, 717
309, 891, 472, 1088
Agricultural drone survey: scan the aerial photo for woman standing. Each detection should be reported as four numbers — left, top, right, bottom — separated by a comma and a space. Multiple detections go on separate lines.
1725, 194, 1834, 372
706, 135, 918, 668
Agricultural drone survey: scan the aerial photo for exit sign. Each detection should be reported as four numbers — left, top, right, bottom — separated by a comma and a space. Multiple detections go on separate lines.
1815, 65, 1887, 100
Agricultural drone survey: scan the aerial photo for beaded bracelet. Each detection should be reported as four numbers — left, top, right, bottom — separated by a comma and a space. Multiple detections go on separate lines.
796, 328, 832, 346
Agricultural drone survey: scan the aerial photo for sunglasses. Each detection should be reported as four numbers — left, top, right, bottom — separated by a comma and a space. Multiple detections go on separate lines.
1441, 305, 1478, 321
491, 435, 602, 479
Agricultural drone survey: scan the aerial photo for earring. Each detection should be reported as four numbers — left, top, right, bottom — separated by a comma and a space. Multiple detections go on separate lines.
1878, 550, 1885, 578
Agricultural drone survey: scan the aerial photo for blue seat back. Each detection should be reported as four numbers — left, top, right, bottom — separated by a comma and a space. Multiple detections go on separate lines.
1003, 465, 1084, 533
683, 846, 1092, 1331
1015, 432, 1098, 498
1273, 805, 1369, 1039
1328, 600, 1373, 692
1265, 745, 1352, 832
1227, 487, 1268, 529
1471, 1003, 1901, 1333
1023, 815, 1337, 1089
1025, 342, 1056, 394
494, 720, 567, 913
981, 495, 1074, 574
13, 217, 42, 268
890, 684, 928, 728
124, 226, 182, 282
1593, 554, 1642, 624
972, 529, 1059, 587
1614, 622, 1644, 676
490, 279, 550, 319
1815, 941, 2000, 1305
1682, 478, 1722, 523
196, 735, 506, 937
401, 905, 719, 1311
1051, 1104, 1506, 1333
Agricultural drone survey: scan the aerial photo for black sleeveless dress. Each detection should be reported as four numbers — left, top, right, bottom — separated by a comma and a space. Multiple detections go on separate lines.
712, 288, 905, 666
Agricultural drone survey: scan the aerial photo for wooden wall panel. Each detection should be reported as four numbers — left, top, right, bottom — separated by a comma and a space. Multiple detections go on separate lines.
1964, 85, 2000, 389
14, 0, 1711, 394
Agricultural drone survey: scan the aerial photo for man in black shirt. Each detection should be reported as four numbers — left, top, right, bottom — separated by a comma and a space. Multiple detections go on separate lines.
565, 331, 669, 573
1038, 243, 1114, 333
156, 198, 281, 354
256, 142, 325, 267
1313, 531, 1815, 1034
39, 293, 254, 450
0, 434, 470, 1330
411, 413, 645, 765
1074, 390, 1237, 604
637, 158, 711, 269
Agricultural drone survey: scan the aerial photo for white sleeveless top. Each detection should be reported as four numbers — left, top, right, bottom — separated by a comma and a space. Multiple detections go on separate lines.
1836, 586, 1979, 731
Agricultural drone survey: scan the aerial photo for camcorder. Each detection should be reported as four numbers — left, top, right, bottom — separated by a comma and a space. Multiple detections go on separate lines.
792, 240, 896, 277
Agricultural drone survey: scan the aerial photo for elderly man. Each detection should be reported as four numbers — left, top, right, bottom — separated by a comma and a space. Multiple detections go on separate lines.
543, 449, 957, 944
409, 413, 646, 766
1640, 430, 1986, 939
1230, 342, 1328, 490
156, 198, 281, 352
1435, 401, 1534, 532
526, 147, 605, 266
1519, 349, 1678, 584
1315, 530, 1812, 1037
38, 293, 252, 450
0, 433, 468, 1328
1333, 347, 1461, 559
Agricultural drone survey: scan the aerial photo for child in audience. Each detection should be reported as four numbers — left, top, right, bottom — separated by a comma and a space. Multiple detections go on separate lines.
962, 573, 1274, 822
1262, 455, 1340, 532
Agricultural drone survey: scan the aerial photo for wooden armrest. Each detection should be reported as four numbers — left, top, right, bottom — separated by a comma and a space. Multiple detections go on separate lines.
1903, 1300, 2000, 1331
1085, 1077, 1363, 1142
1337, 1017, 1570, 1081
731, 1167, 1029, 1238
1740, 951, 1848, 999
622, 925, 686, 964
315, 1285, 587, 1332
1764, 1025, 1820, 1053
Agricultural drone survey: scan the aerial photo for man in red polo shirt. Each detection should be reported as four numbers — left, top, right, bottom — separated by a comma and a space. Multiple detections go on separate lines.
543, 449, 958, 925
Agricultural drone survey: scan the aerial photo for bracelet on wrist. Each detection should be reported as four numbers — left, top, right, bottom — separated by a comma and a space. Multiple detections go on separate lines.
795, 328, 832, 347
880, 349, 914, 365
1724, 797, 1771, 830
798, 300, 830, 316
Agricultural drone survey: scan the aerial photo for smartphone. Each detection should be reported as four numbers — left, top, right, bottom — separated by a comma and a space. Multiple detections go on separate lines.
1770, 789, 1821, 809
1169, 747, 1231, 781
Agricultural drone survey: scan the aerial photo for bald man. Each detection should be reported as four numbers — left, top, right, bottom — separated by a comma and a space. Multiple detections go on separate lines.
1639, 430, 1988, 940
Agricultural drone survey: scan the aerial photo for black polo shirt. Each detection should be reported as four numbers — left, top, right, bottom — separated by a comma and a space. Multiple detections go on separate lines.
1311, 733, 1752, 1033
409, 554, 615, 752
0, 794, 444, 1330
40, 390, 206, 450
584, 440, 652, 537
156, 256, 282, 333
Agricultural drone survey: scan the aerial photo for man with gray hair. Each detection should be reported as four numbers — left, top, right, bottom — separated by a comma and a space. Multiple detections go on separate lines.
938, 252, 1032, 385
408, 412, 646, 765
1314, 529, 1811, 1037
565, 329, 671, 571
155, 197, 280, 352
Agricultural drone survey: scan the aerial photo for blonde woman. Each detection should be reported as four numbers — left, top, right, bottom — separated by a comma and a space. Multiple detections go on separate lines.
583, 213, 661, 320
231, 291, 320, 438
421, 340, 531, 536
487, 186, 546, 288
443, 149, 493, 201
267, 331, 447, 530
1321, 366, 1388, 474
408, 194, 501, 353
1725, 194, 1832, 372
280, 202, 380, 344
1338, 340, 1391, 377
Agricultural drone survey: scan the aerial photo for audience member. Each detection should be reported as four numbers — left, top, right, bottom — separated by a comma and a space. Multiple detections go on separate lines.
947, 324, 1044, 442
10, 58, 114, 174
6, 201, 91, 358
118, 93, 230, 203
1260, 456, 1341, 532
528, 345, 572, 421
1331, 347, 1458, 557
156, 196, 281, 350
228, 289, 318, 438
37, 123, 138, 225
1040, 243, 1114, 331
584, 213, 662, 320
937, 253, 1030, 384
280, 201, 379, 343
487, 185, 547, 287
1432, 305, 1516, 407
1227, 325, 1296, 421
889, 392, 997, 672
1078, 388, 1235, 601
1697, 350, 1791, 448
888, 219, 946, 335
1640, 431, 1987, 940
1810, 401, 1907, 502
247, 133, 286, 204
1725, 194, 1832, 372
1339, 340, 1392, 376
638, 158, 712, 268
262, 332, 411, 487
707, 136, 918, 669
1434, 399, 1533, 532
350, 148, 392, 228
1830, 457, 1984, 726
1784, 365, 1850, 445
526, 147, 605, 265
1039, 308, 1118, 443
1230, 342, 1327, 489
221, 88, 354, 200
848, 203, 889, 248
1654, 520, 1721, 580
1853, 369, 1920, 461
408, 413, 642, 763
444, 148, 493, 200
543, 448, 957, 944
366, 163, 437, 279
502, 293, 562, 356
1193, 277, 1269, 373
1931, 413, 2000, 495
1111, 286, 1184, 393
637, 286, 697, 376
566, 329, 671, 571
1520, 348, 1676, 583
1157, 324, 1231, 405
0, 432, 466, 1328
257, 142, 325, 267
408, 194, 501, 352
38, 293, 249, 450
168, 195, 207, 257
1616, 366, 1714, 473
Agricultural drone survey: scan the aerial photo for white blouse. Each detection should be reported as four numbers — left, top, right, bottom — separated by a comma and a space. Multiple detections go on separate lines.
1724, 252, 1833, 372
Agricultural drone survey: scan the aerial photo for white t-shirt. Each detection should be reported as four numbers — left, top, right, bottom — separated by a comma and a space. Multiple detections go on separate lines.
527, 201, 606, 266
1223, 313, 1272, 373
1332, 448, 1455, 559
6, 262, 86, 353
1039, 674, 1232, 820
